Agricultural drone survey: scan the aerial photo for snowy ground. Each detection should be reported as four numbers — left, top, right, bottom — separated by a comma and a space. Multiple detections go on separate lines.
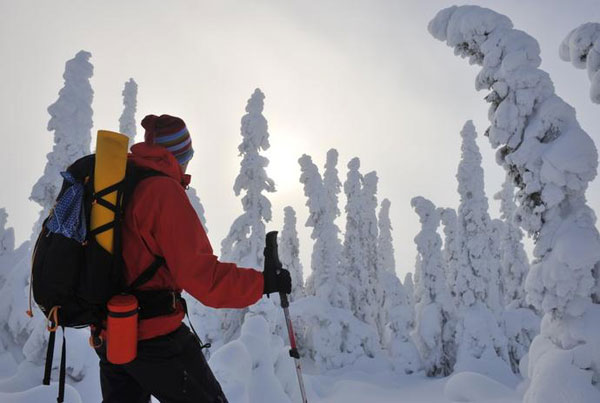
0, 313, 525, 403
0, 363, 523, 403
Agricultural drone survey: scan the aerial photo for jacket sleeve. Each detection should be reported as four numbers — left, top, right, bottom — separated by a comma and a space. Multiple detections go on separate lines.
142, 177, 264, 309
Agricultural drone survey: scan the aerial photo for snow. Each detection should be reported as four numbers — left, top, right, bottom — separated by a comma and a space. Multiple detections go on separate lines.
0, 384, 81, 403
444, 371, 518, 402
559, 23, 600, 103
186, 186, 208, 232
4, 11, 600, 400
119, 78, 137, 144
280, 206, 305, 301
299, 152, 349, 311
217, 88, 277, 350
430, 5, 600, 401
221, 88, 275, 270
411, 196, 455, 376
523, 305, 600, 403
30, 50, 94, 235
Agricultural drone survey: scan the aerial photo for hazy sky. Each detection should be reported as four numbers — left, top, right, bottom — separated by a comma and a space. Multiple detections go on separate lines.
2, 0, 600, 278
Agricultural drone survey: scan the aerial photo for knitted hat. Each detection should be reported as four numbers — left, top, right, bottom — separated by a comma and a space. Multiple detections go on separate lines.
141, 114, 194, 165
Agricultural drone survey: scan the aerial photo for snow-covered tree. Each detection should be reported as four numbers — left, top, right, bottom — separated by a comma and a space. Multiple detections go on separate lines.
186, 187, 208, 233
30, 50, 94, 234
377, 199, 395, 275
451, 121, 510, 373
430, 7, 600, 401
494, 176, 529, 309
323, 149, 342, 220
0, 210, 14, 259
439, 208, 459, 302
119, 78, 138, 143
219, 88, 276, 344
279, 206, 305, 300
299, 154, 349, 310
377, 199, 420, 373
404, 272, 415, 309
221, 88, 275, 269
410, 196, 455, 377
490, 218, 506, 304
560, 23, 600, 104
455, 121, 503, 315
0, 209, 15, 289
181, 186, 218, 356
359, 171, 384, 335
0, 52, 94, 387
494, 179, 537, 374
342, 158, 366, 319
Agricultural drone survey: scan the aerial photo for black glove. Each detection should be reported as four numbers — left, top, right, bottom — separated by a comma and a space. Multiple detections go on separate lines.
263, 268, 292, 295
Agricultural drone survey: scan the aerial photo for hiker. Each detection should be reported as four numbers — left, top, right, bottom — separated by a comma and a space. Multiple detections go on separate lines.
94, 114, 292, 403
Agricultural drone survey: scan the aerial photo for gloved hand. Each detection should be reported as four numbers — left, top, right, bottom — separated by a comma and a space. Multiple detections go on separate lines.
263, 268, 292, 295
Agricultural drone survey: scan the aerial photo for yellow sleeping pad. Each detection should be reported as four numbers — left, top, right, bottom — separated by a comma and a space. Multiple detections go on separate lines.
90, 130, 129, 253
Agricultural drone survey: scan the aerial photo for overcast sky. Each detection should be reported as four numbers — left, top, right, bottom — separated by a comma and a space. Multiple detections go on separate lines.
2, 0, 600, 278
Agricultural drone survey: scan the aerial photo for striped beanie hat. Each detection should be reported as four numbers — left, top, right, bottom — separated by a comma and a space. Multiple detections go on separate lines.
142, 114, 194, 165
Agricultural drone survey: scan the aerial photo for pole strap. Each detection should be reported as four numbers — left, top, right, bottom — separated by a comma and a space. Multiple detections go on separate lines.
179, 297, 211, 350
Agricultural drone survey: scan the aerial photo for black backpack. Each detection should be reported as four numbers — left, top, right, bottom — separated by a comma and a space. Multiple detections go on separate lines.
31, 154, 175, 402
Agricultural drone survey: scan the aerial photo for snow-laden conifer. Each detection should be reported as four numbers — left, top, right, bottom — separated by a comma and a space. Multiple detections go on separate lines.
342, 157, 366, 319
299, 154, 349, 310
560, 23, 600, 104
455, 121, 503, 314
119, 78, 138, 143
377, 199, 394, 274
495, 163, 540, 373
430, 7, 600, 400
182, 186, 220, 356
219, 88, 276, 344
404, 272, 415, 309
0, 210, 14, 260
440, 208, 459, 301
323, 149, 342, 220
0, 52, 94, 380
186, 187, 208, 233
0, 209, 15, 290
221, 88, 275, 269
377, 200, 421, 373
280, 206, 305, 300
359, 172, 384, 335
452, 121, 510, 373
0, 209, 28, 381
411, 196, 455, 376
30, 50, 94, 233
494, 176, 529, 309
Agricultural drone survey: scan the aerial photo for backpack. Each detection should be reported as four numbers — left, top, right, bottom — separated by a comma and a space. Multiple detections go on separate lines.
30, 154, 173, 402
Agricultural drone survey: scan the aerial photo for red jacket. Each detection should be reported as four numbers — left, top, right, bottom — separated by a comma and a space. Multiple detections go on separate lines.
122, 143, 264, 340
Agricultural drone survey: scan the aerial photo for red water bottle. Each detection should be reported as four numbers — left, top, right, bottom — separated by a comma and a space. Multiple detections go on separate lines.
106, 294, 138, 364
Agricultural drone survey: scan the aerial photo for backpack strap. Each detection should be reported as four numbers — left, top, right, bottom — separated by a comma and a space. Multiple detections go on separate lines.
127, 256, 166, 291
43, 330, 56, 386
43, 326, 67, 403
58, 328, 66, 403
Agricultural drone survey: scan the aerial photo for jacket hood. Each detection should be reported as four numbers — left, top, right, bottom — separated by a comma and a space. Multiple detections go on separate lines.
129, 143, 191, 188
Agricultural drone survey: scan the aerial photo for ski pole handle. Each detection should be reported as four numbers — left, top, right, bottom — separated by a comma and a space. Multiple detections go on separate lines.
264, 231, 290, 307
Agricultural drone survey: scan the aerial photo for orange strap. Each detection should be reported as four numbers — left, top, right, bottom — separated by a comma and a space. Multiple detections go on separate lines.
89, 335, 103, 348
46, 306, 60, 332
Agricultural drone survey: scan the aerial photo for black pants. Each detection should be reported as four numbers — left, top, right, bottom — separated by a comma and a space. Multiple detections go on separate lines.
96, 324, 228, 403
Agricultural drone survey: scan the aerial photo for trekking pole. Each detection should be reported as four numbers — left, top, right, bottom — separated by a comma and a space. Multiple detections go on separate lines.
264, 231, 308, 403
